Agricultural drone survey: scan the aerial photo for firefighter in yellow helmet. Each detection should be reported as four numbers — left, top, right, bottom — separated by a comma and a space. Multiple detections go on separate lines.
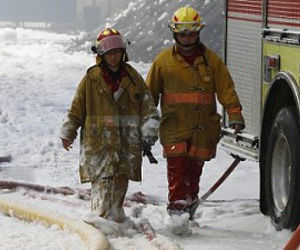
146, 7, 245, 221
60, 28, 159, 223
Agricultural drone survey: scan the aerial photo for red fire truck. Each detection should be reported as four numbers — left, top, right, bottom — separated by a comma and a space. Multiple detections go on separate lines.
222, 0, 300, 230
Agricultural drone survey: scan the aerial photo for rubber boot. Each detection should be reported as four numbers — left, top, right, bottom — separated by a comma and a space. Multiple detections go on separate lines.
111, 174, 128, 223
91, 177, 113, 219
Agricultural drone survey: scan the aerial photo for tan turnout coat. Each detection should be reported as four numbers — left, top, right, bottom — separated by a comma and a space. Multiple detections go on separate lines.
60, 62, 159, 183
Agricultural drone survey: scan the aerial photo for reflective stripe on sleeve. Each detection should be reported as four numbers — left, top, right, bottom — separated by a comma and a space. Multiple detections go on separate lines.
227, 107, 242, 115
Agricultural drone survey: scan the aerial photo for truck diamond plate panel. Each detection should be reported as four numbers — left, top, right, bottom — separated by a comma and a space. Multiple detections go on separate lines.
226, 19, 262, 136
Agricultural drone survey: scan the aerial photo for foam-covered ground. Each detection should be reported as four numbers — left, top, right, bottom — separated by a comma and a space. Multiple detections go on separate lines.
0, 27, 292, 249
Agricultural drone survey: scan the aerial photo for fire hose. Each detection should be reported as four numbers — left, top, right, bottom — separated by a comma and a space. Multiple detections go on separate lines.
200, 154, 245, 203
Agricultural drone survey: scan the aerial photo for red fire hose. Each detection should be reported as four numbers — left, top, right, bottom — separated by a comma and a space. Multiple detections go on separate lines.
200, 155, 244, 202
284, 223, 300, 250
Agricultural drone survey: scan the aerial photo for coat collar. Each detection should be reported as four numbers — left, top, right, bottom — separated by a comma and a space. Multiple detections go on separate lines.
98, 65, 132, 104
172, 44, 205, 66
88, 63, 138, 104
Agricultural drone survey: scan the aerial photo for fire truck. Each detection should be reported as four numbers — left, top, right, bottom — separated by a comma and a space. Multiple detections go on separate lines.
221, 0, 300, 230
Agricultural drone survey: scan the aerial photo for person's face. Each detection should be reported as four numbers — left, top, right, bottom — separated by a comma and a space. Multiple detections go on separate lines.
103, 49, 123, 69
176, 32, 199, 46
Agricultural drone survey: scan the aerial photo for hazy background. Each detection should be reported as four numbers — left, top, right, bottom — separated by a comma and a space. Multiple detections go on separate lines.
0, 0, 224, 62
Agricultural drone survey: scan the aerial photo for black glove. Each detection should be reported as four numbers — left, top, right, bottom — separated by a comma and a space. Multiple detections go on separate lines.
142, 141, 158, 164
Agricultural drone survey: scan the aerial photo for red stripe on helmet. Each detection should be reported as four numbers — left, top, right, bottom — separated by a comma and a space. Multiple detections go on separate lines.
97, 28, 120, 41
193, 13, 199, 21
174, 15, 179, 22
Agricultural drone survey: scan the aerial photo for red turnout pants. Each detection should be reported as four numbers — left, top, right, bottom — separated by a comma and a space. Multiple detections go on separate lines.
167, 155, 204, 210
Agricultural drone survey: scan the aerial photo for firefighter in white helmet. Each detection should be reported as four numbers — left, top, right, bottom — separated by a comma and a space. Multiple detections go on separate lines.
60, 28, 159, 223
146, 7, 245, 221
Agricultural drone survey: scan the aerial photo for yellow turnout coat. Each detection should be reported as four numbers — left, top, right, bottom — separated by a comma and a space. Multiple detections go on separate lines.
146, 44, 244, 161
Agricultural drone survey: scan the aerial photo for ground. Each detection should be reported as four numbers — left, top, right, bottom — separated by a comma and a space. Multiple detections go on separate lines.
0, 27, 292, 250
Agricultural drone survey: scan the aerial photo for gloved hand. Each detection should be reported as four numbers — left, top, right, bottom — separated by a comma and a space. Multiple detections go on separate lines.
143, 136, 158, 146
61, 138, 72, 151
229, 123, 244, 133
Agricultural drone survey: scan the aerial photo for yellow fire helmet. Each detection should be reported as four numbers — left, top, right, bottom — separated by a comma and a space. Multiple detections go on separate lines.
169, 7, 205, 33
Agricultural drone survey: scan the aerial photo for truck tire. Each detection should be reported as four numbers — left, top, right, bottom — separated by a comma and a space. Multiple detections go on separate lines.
265, 106, 300, 230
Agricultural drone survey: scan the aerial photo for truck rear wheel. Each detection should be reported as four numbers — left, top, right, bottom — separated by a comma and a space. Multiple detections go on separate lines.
265, 106, 300, 230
